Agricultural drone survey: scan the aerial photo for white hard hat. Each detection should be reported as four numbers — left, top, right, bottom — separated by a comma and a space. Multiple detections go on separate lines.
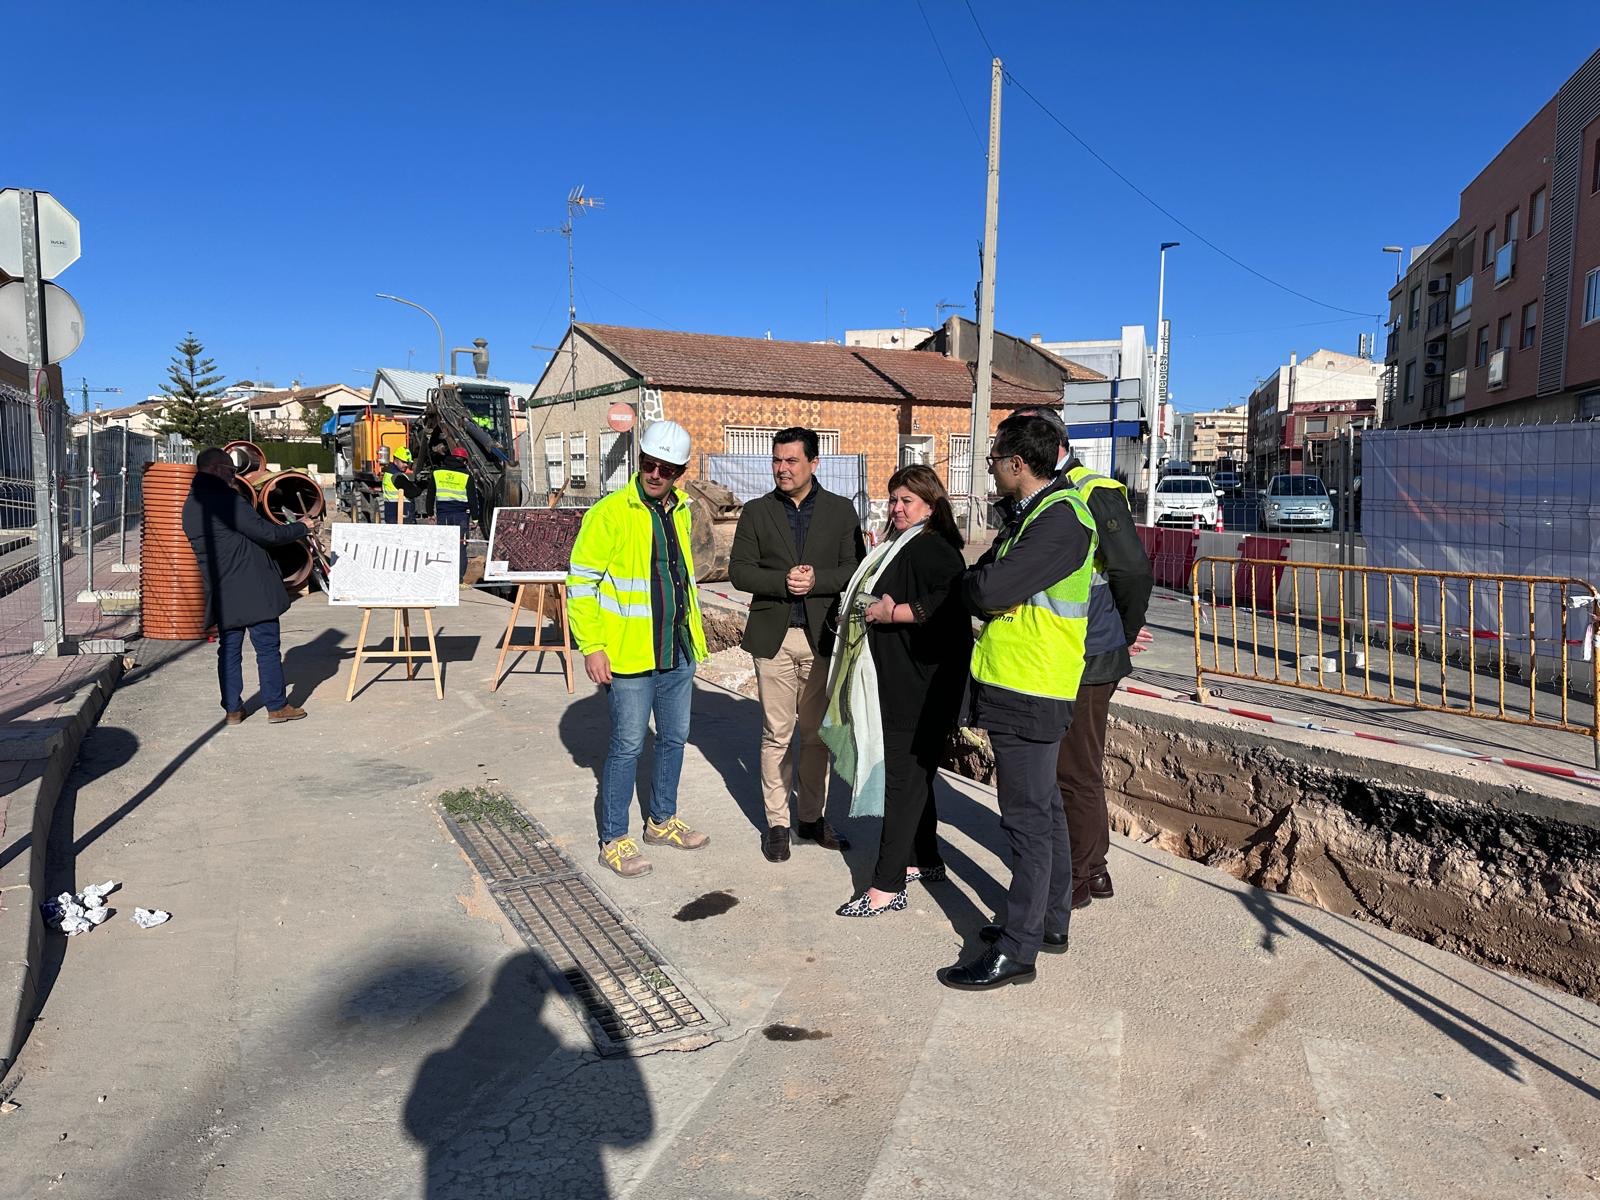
638, 420, 692, 466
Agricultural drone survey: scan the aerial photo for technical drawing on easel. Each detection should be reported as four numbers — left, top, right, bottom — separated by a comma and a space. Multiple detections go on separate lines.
327, 524, 461, 607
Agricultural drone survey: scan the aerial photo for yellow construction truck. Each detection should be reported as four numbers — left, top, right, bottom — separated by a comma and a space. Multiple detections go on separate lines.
329, 408, 415, 523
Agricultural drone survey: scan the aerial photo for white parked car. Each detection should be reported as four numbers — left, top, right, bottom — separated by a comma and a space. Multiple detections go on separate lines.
1260, 474, 1334, 531
1151, 475, 1221, 529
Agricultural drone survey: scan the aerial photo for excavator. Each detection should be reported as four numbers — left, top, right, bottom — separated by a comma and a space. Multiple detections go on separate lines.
404, 379, 523, 536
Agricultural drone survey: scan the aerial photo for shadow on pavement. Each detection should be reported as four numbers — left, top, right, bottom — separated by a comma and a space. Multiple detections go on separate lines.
686, 685, 766, 835
404, 951, 652, 1199
24, 724, 147, 1065
1116, 842, 1600, 1104
282, 626, 347, 707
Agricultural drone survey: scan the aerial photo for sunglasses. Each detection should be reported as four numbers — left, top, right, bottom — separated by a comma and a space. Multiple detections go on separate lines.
640, 456, 685, 480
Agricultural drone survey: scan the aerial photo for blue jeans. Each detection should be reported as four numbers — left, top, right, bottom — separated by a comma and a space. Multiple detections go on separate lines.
598, 651, 695, 844
218, 619, 287, 713
382, 500, 413, 524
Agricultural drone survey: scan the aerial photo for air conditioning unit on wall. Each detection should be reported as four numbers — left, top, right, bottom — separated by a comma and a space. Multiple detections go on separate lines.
1427, 277, 1451, 295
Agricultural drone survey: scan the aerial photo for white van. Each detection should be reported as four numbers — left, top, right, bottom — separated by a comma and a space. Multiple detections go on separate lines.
1151, 475, 1220, 529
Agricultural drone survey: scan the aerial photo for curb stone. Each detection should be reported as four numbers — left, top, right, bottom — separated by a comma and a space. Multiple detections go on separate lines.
0, 656, 123, 1081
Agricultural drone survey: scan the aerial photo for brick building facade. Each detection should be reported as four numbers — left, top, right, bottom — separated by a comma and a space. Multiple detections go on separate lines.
527, 321, 1100, 505
1383, 48, 1600, 426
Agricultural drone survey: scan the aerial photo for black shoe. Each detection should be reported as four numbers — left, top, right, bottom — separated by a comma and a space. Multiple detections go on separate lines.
938, 945, 1037, 991
795, 818, 850, 852
762, 825, 791, 863
1088, 871, 1114, 900
1071, 880, 1093, 910
979, 924, 1069, 954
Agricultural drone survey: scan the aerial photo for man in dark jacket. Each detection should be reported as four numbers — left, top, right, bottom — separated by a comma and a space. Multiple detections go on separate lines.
729, 427, 864, 863
183, 447, 318, 725
1010, 407, 1154, 908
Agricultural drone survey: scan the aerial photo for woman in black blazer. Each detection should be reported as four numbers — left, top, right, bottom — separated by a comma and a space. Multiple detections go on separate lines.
836, 465, 972, 916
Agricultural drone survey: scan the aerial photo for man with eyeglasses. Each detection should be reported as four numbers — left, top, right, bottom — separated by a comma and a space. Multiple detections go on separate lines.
938, 415, 1097, 991
567, 420, 712, 878
729, 427, 863, 863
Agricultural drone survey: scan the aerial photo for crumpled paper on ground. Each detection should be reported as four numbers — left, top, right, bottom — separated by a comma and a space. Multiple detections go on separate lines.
40, 880, 119, 936
131, 907, 171, 930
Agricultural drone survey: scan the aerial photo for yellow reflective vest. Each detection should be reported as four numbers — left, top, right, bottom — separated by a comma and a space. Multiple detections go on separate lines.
1065, 464, 1127, 576
567, 478, 708, 673
969, 488, 1098, 702
434, 468, 469, 505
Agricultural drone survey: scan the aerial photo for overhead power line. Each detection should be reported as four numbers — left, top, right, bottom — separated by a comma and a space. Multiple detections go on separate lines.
956, 4, 1378, 319
914, 0, 983, 152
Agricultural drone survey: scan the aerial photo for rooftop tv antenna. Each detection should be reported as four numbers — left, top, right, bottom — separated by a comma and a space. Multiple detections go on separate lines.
538, 184, 605, 394
934, 298, 967, 325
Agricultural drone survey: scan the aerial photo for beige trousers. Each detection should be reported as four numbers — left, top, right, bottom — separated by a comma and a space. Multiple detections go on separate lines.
754, 626, 830, 828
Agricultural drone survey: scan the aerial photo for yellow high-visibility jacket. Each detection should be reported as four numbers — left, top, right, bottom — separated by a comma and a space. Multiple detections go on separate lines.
567, 478, 707, 673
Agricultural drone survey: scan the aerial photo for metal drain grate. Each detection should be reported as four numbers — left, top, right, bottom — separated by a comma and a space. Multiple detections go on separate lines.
442, 806, 722, 1055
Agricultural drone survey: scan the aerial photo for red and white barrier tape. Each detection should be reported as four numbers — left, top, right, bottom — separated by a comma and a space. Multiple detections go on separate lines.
1122, 683, 1600, 784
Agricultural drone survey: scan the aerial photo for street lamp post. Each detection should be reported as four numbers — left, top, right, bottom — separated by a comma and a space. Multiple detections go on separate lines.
1381, 245, 1405, 284
1145, 241, 1179, 523
376, 293, 446, 385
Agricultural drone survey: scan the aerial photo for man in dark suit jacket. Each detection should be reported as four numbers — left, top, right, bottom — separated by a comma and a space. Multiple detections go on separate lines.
183, 447, 318, 726
730, 428, 864, 863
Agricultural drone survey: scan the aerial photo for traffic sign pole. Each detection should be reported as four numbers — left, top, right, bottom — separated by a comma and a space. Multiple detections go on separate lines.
20, 189, 66, 655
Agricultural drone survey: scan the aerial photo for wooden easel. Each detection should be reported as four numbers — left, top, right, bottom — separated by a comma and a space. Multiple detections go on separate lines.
345, 606, 443, 701
490, 579, 574, 694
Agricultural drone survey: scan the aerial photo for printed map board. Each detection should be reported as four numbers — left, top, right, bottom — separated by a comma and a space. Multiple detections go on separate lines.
327, 523, 460, 606
484, 507, 587, 583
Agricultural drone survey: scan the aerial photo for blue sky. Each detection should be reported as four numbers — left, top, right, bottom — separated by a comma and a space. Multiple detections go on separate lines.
15, 2, 1600, 412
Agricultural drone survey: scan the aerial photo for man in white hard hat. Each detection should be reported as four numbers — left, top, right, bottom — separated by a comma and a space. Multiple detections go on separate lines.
567, 419, 711, 878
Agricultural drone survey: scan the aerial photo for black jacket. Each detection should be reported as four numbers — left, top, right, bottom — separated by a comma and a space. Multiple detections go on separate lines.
1071, 461, 1154, 686
182, 473, 311, 631
730, 484, 864, 659
963, 477, 1093, 740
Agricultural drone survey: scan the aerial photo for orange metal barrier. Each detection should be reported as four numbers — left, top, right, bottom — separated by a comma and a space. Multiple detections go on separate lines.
1189, 556, 1600, 767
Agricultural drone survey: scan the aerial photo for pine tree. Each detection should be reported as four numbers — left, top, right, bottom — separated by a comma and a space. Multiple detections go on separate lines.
156, 332, 231, 445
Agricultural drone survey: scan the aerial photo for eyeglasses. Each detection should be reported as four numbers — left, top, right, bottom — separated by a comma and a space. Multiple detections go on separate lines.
985, 453, 1016, 468
639, 456, 685, 480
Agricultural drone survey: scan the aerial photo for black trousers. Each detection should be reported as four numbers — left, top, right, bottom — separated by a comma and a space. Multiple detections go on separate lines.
1058, 680, 1116, 881
872, 727, 942, 893
991, 729, 1073, 965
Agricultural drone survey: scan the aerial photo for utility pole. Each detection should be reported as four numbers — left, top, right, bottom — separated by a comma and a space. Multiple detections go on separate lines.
1145, 241, 1178, 523
963, 57, 1003, 546
20, 191, 65, 654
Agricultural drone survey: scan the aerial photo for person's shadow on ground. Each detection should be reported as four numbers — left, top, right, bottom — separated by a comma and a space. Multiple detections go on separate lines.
282, 627, 346, 707
403, 951, 653, 1199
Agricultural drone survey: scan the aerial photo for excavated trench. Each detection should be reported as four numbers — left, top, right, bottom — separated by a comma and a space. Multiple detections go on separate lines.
696, 599, 1600, 1002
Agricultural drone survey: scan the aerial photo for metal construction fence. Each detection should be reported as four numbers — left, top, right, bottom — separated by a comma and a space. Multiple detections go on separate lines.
700, 453, 871, 523
0, 376, 192, 687
1189, 555, 1600, 766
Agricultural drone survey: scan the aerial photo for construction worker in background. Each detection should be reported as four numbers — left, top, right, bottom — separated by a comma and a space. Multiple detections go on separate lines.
567, 420, 711, 879
433, 446, 474, 583
382, 445, 416, 524
1010, 406, 1155, 910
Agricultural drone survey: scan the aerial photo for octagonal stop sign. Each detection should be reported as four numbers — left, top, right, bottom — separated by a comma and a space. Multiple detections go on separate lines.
0, 189, 81, 280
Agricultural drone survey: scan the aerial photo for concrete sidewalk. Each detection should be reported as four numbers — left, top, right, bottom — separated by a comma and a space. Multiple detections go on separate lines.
0, 588, 1596, 1199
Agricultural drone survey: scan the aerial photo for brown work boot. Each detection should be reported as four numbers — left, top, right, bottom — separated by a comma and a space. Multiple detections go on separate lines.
268, 705, 307, 724
643, 816, 710, 850
225, 711, 244, 727
599, 837, 652, 877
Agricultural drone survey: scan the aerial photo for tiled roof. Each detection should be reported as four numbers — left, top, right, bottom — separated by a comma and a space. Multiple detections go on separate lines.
853, 346, 1067, 406
578, 324, 904, 399
576, 323, 1100, 403
245, 383, 369, 410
